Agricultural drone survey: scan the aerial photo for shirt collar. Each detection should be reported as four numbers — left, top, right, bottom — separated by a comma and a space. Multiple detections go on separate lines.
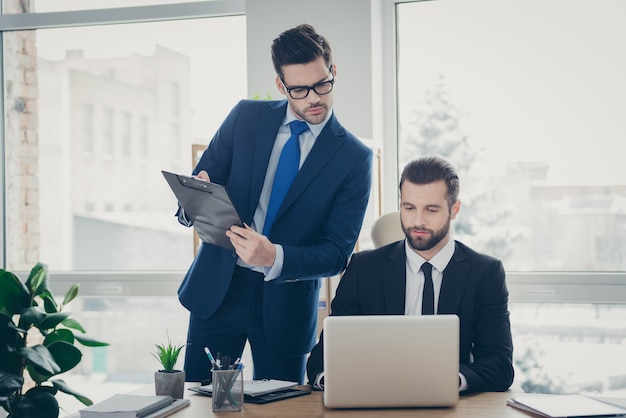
405, 238, 456, 275
284, 104, 333, 138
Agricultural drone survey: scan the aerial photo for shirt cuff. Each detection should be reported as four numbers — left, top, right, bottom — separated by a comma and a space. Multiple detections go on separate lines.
263, 244, 284, 281
459, 372, 468, 392
177, 207, 193, 227
313, 372, 325, 390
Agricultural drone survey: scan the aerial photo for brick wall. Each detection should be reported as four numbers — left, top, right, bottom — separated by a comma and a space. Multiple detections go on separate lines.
4, 0, 39, 270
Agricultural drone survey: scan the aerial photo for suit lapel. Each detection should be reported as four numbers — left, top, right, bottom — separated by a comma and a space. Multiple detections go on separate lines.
383, 242, 407, 314
438, 242, 470, 314
249, 101, 287, 217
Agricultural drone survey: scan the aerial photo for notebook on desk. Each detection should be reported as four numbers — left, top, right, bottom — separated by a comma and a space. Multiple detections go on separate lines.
507, 394, 626, 417
322, 314, 460, 409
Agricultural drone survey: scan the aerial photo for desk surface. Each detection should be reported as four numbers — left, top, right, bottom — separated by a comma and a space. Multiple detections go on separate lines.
128, 383, 528, 418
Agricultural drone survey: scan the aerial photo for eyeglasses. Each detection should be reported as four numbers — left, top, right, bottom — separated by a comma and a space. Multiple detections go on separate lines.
280, 73, 335, 100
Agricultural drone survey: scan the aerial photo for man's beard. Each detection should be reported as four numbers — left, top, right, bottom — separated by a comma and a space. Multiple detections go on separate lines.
402, 216, 451, 252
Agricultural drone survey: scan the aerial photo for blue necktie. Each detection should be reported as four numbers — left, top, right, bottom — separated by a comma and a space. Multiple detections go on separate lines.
421, 262, 434, 315
263, 120, 308, 235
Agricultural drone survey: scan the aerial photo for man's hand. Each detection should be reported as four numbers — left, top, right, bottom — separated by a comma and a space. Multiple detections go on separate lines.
193, 170, 210, 182
226, 224, 276, 268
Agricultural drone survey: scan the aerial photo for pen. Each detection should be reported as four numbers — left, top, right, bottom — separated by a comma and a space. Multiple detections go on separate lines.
204, 346, 218, 370
222, 355, 231, 370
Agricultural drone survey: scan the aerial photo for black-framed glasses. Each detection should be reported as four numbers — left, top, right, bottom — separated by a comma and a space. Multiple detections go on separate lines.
280, 73, 335, 100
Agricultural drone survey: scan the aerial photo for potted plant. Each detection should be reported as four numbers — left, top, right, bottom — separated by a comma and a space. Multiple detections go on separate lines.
151, 333, 185, 399
0, 262, 109, 418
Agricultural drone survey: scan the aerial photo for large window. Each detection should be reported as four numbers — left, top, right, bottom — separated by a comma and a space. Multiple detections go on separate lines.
397, 0, 625, 272
396, 0, 626, 395
4, 10, 247, 272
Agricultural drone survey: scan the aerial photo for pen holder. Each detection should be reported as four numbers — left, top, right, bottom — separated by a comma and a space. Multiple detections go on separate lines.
212, 369, 244, 412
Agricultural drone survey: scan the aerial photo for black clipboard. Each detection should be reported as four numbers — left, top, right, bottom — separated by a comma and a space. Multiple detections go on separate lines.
162, 170, 243, 250
187, 386, 312, 404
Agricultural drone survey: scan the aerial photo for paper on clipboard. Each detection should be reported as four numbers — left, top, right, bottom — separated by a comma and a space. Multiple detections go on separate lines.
162, 170, 243, 250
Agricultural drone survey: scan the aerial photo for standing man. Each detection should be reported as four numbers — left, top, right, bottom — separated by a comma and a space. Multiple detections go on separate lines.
176, 24, 372, 384
307, 156, 514, 393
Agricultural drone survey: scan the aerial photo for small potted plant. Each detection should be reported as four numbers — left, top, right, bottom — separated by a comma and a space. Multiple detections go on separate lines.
151, 333, 185, 399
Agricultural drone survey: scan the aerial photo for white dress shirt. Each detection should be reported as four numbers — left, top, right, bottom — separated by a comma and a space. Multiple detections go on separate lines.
404, 238, 455, 316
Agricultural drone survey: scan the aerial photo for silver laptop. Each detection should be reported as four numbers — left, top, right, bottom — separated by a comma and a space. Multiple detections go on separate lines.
323, 315, 460, 409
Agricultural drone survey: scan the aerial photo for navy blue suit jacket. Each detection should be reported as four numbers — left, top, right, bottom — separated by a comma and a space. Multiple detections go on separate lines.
177, 99, 372, 356
307, 240, 514, 392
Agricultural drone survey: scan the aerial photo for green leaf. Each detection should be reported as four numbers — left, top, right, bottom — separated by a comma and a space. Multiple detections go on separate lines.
23, 386, 60, 418
37, 312, 71, 331
62, 284, 80, 306
0, 270, 31, 314
0, 319, 25, 374
61, 317, 86, 333
46, 341, 82, 374
25, 263, 50, 298
26, 363, 51, 385
19, 345, 61, 376
0, 371, 24, 397
44, 329, 75, 345
40, 291, 59, 313
50, 379, 93, 406
19, 306, 47, 329
74, 333, 109, 347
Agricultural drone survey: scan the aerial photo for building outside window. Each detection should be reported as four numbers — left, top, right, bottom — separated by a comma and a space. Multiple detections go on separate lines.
1, 2, 247, 412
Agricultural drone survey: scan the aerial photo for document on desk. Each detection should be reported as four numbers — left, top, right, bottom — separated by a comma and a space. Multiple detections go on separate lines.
162, 170, 243, 250
507, 394, 626, 417
188, 379, 311, 404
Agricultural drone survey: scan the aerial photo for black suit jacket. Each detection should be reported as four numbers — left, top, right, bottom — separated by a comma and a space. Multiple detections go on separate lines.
306, 240, 514, 393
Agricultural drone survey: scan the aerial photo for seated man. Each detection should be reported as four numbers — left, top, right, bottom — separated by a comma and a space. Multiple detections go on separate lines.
306, 156, 514, 393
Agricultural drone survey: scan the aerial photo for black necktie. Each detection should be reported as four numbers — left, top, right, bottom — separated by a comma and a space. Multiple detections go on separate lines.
421, 262, 434, 315
263, 120, 308, 235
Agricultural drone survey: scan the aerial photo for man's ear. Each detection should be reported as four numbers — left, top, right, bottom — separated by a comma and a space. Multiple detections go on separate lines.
451, 199, 461, 220
275, 76, 286, 95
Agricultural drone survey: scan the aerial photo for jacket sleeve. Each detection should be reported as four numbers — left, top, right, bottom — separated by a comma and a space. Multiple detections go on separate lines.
460, 260, 514, 392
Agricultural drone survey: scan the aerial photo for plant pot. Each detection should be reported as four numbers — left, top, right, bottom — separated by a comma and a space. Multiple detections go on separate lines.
154, 370, 186, 399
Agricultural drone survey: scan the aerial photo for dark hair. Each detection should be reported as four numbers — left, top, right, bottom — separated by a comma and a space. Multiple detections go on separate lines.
271, 24, 332, 79
400, 156, 460, 209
